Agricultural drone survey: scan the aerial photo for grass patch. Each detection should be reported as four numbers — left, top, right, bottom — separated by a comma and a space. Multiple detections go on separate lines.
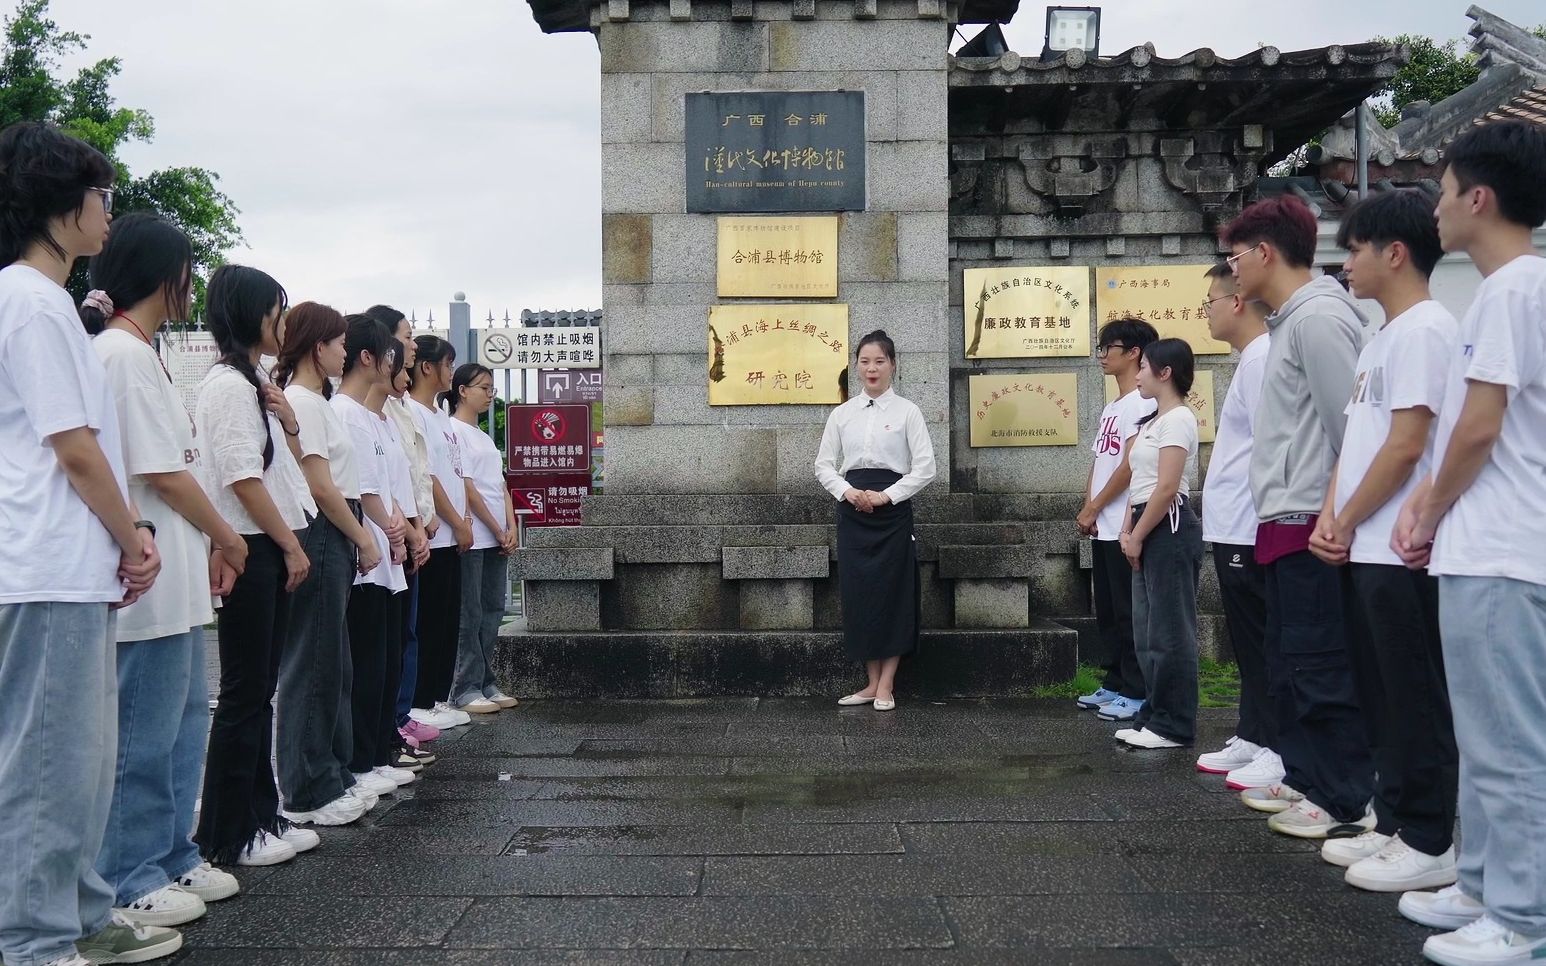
1032, 660, 1242, 707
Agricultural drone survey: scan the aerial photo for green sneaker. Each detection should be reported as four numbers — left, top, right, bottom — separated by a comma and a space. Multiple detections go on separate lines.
75, 913, 182, 963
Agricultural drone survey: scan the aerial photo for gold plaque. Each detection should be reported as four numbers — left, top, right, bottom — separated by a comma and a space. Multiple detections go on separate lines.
1094, 264, 1230, 355
708, 304, 849, 405
717, 216, 839, 298
1103, 369, 1216, 443
968, 372, 1079, 447
963, 266, 1091, 359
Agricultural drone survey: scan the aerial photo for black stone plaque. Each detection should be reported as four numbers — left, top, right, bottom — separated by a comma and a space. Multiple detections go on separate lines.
685, 91, 866, 214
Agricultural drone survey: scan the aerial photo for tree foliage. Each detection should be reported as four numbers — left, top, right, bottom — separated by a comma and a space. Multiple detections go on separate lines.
1369, 34, 1481, 128
0, 0, 243, 314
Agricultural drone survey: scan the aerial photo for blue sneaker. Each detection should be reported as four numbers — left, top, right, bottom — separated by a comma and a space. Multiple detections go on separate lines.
1096, 696, 1143, 721
1075, 687, 1119, 710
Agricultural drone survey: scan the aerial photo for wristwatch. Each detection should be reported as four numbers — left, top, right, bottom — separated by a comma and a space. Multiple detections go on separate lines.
133, 519, 157, 538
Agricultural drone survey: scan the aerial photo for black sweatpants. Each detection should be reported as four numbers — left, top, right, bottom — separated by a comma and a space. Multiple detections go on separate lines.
346, 583, 399, 774
1346, 563, 1457, 855
413, 547, 462, 709
1091, 538, 1144, 700
1213, 543, 1271, 749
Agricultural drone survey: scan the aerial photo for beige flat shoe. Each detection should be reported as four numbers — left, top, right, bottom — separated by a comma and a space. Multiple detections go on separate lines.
873, 697, 896, 712
837, 692, 876, 706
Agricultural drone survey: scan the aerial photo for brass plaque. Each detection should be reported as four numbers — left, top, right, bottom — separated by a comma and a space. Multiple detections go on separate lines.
1095, 264, 1230, 355
708, 304, 849, 405
1103, 369, 1217, 443
963, 266, 1091, 359
717, 216, 839, 298
968, 372, 1079, 447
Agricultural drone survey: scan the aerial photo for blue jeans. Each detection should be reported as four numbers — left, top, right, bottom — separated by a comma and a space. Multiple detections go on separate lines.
0, 602, 117, 966
95, 628, 207, 906
450, 548, 506, 707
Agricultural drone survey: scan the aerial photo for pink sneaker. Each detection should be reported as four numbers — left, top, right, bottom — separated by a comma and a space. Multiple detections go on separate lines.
400, 720, 440, 744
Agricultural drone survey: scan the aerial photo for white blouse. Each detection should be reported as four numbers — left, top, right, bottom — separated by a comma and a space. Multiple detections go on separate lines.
813, 387, 936, 504
194, 364, 314, 535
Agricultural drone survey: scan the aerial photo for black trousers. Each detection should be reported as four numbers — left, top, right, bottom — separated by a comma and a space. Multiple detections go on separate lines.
1213, 543, 1271, 749
1091, 539, 1144, 699
1131, 502, 1203, 744
196, 533, 292, 864
1346, 563, 1457, 855
413, 547, 462, 709
1264, 550, 1373, 823
346, 583, 402, 773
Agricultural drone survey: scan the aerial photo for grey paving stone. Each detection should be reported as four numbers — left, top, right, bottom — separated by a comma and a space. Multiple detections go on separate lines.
444, 897, 954, 950
248, 855, 702, 897
1126, 853, 1349, 894
398, 778, 551, 801
685, 951, 1180, 965
172, 952, 685, 966
896, 820, 1318, 857
310, 825, 519, 857
180, 896, 472, 948
379, 799, 745, 828
701, 854, 1145, 896
743, 789, 1114, 824
439, 737, 587, 758
942, 894, 1282, 948
582, 735, 846, 757
505, 824, 904, 856
432, 754, 733, 779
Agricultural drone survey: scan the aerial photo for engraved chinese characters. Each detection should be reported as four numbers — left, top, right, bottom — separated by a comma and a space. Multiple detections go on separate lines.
717, 217, 838, 298
968, 373, 1080, 447
708, 304, 849, 406
1094, 264, 1230, 355
963, 266, 1092, 359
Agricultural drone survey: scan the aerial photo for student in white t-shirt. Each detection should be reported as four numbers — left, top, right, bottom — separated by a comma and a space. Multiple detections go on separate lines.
0, 122, 172, 966
1389, 122, 1546, 962
405, 336, 473, 728
1117, 338, 1202, 750
1309, 189, 1460, 893
271, 302, 382, 830
446, 363, 519, 715
1194, 263, 1279, 789
84, 214, 250, 929
1075, 318, 1158, 723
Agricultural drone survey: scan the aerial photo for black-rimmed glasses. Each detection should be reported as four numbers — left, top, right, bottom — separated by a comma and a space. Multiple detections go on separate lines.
87, 186, 114, 213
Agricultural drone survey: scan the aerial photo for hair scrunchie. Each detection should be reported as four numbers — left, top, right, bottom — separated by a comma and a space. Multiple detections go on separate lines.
81, 289, 115, 316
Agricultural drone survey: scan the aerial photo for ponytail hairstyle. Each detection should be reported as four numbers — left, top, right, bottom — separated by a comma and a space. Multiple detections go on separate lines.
363, 304, 406, 335
444, 362, 493, 413
342, 313, 396, 380
0, 122, 116, 267
79, 212, 193, 335
1135, 337, 1196, 427
854, 328, 896, 362
273, 301, 347, 395
409, 334, 455, 390
207, 264, 287, 470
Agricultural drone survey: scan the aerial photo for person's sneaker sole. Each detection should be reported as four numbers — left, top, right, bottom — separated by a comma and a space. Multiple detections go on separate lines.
1346, 864, 1458, 893
1398, 892, 1485, 930
78, 927, 183, 964
116, 894, 206, 928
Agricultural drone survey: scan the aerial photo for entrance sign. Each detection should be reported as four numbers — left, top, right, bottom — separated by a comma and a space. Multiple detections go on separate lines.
537, 369, 603, 405
968, 372, 1080, 447
477, 326, 601, 369
159, 330, 219, 417
1095, 264, 1230, 355
506, 403, 594, 472
963, 266, 1092, 359
686, 91, 866, 213
717, 216, 839, 298
708, 304, 849, 406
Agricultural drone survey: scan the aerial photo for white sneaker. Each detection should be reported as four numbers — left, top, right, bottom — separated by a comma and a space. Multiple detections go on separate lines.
1401, 884, 1487, 931
235, 830, 296, 867
279, 826, 320, 854
173, 863, 239, 903
1423, 914, 1546, 965
1321, 830, 1392, 868
1225, 747, 1286, 790
430, 701, 472, 726
352, 771, 398, 795
1196, 736, 1261, 774
1345, 837, 1457, 893
282, 793, 368, 827
1267, 799, 1375, 840
345, 783, 380, 810
1113, 728, 1139, 741
460, 697, 500, 714
1241, 781, 1305, 814
117, 885, 207, 927
487, 690, 519, 709
409, 706, 463, 730
1123, 727, 1183, 749
373, 764, 416, 786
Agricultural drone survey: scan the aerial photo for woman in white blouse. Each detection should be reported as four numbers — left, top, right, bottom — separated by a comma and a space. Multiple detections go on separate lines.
814, 329, 936, 712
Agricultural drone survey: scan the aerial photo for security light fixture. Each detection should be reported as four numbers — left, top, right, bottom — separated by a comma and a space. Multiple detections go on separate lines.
1042, 6, 1100, 60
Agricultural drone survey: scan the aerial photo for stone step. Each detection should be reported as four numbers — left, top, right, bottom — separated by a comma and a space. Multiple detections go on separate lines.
493, 619, 1079, 698
576, 492, 1086, 527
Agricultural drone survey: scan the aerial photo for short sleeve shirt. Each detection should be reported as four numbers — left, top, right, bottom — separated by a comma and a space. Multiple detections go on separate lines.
286, 383, 359, 500
1089, 389, 1157, 540
1128, 406, 1199, 507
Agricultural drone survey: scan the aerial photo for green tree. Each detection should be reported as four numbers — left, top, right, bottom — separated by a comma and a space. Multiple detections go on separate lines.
0, 0, 242, 315
1370, 34, 1481, 127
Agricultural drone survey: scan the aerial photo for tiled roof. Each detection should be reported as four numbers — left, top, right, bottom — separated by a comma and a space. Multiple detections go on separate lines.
951, 40, 1400, 78
1481, 84, 1546, 126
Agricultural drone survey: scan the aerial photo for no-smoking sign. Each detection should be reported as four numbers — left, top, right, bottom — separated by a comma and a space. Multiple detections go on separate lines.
506, 403, 591, 473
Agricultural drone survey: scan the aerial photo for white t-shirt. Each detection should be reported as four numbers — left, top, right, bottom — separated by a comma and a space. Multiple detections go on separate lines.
1089, 389, 1157, 540
194, 364, 313, 535
1203, 334, 1268, 546
95, 330, 215, 640
332, 393, 406, 592
286, 383, 359, 500
1128, 406, 1199, 507
1334, 301, 1457, 566
412, 398, 467, 551
1429, 255, 1546, 586
0, 265, 128, 604
387, 396, 433, 521
453, 418, 505, 551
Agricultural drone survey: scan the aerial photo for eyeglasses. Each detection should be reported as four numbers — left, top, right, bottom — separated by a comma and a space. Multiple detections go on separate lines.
87, 186, 114, 213
1226, 242, 1265, 267
468, 383, 495, 394
1095, 343, 1128, 358
1201, 293, 1236, 310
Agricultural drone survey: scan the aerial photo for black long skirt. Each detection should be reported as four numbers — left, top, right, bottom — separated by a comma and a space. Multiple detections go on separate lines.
836, 468, 921, 662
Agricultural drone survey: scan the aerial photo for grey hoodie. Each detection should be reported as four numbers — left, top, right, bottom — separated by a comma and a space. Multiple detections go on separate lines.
1249, 275, 1368, 522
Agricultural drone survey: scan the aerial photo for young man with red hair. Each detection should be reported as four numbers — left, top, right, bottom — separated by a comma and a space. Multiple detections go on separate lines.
1220, 195, 1375, 840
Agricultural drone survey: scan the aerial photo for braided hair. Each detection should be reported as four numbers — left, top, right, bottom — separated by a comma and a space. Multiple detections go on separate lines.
206, 264, 287, 470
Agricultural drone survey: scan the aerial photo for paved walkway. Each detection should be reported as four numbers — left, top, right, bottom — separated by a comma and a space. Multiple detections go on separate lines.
171, 698, 1434, 964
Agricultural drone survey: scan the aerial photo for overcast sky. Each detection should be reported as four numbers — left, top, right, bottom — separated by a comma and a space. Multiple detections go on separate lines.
49, 0, 1545, 324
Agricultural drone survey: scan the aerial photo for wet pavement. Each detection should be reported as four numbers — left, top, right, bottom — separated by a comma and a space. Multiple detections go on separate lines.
171, 698, 1435, 964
